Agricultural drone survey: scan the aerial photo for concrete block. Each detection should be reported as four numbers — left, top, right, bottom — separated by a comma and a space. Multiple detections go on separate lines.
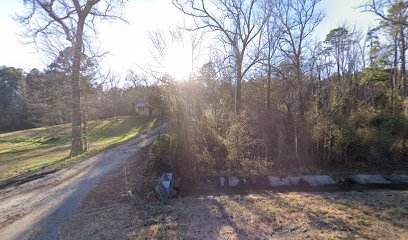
268, 176, 288, 187
351, 174, 391, 184
288, 176, 301, 185
281, 177, 290, 186
220, 177, 225, 187
385, 174, 408, 184
229, 176, 240, 187
301, 175, 335, 186
162, 180, 171, 194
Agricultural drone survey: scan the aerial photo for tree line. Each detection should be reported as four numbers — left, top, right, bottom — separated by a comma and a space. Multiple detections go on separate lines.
2, 0, 407, 176
0, 50, 161, 134
150, 0, 408, 178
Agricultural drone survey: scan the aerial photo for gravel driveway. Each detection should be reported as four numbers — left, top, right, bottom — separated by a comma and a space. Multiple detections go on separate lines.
0, 124, 166, 240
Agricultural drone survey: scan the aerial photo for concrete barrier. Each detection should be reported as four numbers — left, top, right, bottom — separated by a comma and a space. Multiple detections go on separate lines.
175, 173, 408, 192
220, 177, 225, 187
385, 174, 408, 184
301, 175, 335, 186
351, 174, 391, 184
268, 176, 290, 187
155, 172, 176, 199
228, 176, 240, 187
288, 176, 301, 185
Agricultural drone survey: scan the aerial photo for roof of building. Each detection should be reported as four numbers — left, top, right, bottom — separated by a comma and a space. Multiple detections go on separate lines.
135, 102, 148, 107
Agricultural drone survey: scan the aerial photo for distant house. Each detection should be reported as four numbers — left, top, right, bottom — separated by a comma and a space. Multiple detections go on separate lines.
135, 102, 161, 116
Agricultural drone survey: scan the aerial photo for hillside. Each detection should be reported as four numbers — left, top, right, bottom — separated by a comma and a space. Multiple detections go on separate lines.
0, 116, 158, 187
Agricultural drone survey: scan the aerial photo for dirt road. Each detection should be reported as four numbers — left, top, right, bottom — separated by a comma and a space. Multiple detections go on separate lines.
0, 124, 166, 240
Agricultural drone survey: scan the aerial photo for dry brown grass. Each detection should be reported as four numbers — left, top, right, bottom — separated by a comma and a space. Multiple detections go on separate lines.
60, 147, 408, 240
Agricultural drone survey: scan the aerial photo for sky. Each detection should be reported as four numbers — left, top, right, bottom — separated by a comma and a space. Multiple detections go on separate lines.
0, 0, 378, 81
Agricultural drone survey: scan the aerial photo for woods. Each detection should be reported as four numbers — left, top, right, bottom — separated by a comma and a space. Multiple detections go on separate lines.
1, 0, 407, 178
0, 63, 161, 131
1, 1, 408, 239
149, 0, 408, 179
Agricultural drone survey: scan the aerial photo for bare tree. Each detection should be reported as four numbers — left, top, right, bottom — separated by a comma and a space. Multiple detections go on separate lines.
274, 0, 324, 163
17, 0, 125, 156
145, 27, 203, 82
170, 27, 204, 73
173, 0, 268, 113
261, 4, 282, 112
275, 0, 325, 118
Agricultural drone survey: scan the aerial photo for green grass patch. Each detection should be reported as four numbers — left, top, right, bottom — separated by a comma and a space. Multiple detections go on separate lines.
334, 202, 357, 212
265, 206, 279, 213
0, 116, 159, 186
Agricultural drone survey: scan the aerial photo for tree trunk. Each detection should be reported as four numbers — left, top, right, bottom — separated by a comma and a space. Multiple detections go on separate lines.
267, 60, 272, 112
294, 126, 298, 162
70, 18, 85, 157
400, 27, 406, 97
336, 58, 341, 82
235, 57, 242, 114
82, 92, 89, 152
392, 33, 398, 115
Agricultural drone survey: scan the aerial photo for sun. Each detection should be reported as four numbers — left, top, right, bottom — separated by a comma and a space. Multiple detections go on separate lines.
164, 45, 192, 80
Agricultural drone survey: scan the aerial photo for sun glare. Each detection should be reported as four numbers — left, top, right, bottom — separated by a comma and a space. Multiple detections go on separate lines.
164, 45, 192, 80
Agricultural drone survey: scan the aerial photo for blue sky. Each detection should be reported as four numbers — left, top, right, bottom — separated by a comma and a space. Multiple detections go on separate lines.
0, 0, 377, 79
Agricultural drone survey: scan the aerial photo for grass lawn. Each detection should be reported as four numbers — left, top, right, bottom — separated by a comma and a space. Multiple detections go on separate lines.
60, 147, 408, 240
122, 191, 407, 240
63, 190, 408, 240
0, 116, 158, 186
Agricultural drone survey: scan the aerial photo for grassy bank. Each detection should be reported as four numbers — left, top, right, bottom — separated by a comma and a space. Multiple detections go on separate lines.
60, 146, 408, 240
0, 116, 158, 186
